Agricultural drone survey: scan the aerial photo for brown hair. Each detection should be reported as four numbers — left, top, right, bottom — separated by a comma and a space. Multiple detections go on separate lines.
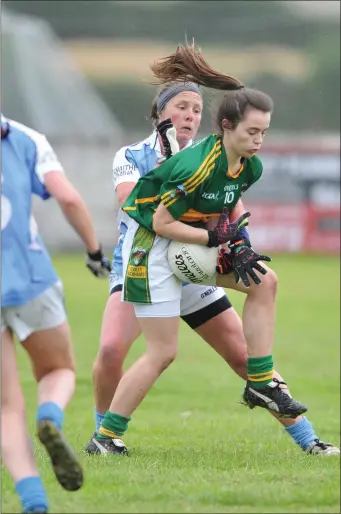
150, 43, 274, 131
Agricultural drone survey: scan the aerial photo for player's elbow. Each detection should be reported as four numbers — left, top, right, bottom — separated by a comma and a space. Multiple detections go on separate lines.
57, 190, 83, 210
153, 216, 173, 238
44, 172, 83, 209
153, 204, 176, 236
152, 215, 164, 235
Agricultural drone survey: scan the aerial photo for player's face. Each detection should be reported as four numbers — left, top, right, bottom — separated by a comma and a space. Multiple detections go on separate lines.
159, 91, 203, 147
228, 108, 271, 158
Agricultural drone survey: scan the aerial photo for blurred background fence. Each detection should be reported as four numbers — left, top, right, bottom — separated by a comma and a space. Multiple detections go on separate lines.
2, 0, 340, 253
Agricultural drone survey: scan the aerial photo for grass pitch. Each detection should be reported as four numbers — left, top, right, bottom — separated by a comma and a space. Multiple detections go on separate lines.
2, 253, 340, 513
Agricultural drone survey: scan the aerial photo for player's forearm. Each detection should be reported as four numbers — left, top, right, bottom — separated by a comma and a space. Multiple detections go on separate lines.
59, 196, 100, 253
229, 199, 246, 222
116, 182, 137, 206
153, 219, 209, 245
229, 200, 250, 241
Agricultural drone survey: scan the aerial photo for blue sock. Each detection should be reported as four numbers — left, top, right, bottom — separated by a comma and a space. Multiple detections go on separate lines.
15, 476, 48, 513
37, 402, 64, 430
95, 409, 105, 432
285, 416, 317, 450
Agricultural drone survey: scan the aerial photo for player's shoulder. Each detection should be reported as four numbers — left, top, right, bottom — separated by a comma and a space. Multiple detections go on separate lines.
114, 132, 157, 161
247, 154, 263, 178
7, 118, 49, 150
6, 118, 63, 177
112, 133, 156, 182
186, 133, 221, 153
179, 134, 221, 167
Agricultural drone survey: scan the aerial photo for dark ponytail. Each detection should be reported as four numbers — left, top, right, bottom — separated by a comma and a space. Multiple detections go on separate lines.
150, 42, 243, 91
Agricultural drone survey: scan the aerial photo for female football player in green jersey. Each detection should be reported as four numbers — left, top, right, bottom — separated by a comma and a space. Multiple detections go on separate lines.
93, 43, 309, 450
88, 80, 339, 458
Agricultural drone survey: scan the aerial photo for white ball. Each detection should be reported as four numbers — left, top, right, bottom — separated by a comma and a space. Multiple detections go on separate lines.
167, 240, 219, 284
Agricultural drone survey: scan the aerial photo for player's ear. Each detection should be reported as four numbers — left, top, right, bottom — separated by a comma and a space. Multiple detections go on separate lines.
222, 119, 232, 131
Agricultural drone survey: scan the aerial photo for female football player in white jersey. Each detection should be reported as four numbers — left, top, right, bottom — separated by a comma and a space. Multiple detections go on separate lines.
85, 66, 338, 457
1, 115, 111, 513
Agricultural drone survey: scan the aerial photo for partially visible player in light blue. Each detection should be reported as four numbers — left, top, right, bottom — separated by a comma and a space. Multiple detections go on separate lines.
1, 115, 111, 513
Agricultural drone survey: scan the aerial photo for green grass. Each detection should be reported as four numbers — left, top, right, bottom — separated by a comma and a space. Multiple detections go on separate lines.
2, 253, 340, 513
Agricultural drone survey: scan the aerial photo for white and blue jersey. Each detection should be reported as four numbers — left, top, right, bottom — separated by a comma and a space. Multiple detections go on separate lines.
111, 131, 192, 278
1, 116, 64, 307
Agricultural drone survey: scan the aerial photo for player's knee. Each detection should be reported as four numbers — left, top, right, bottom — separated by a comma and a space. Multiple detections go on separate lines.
255, 267, 278, 299
160, 352, 177, 372
59, 351, 76, 373
32, 351, 76, 381
263, 268, 278, 296
97, 343, 125, 371
149, 346, 177, 373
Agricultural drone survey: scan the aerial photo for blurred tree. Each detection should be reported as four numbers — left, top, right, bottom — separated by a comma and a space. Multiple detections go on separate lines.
92, 81, 155, 132
3, 0, 338, 50
4, 0, 338, 132
306, 29, 340, 130
246, 28, 340, 132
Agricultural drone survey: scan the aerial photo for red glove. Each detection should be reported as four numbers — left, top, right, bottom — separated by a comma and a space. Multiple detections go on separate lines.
216, 248, 234, 275
207, 208, 251, 247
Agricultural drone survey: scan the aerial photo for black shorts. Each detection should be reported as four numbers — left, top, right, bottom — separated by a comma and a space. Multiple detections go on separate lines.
180, 295, 232, 330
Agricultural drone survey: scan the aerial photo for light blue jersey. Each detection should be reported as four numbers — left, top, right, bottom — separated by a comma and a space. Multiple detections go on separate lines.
1, 116, 64, 307
111, 131, 161, 277
111, 131, 192, 278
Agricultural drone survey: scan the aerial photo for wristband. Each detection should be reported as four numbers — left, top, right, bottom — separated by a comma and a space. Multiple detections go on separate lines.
87, 248, 102, 260
207, 230, 220, 248
229, 225, 251, 249
228, 237, 251, 252
234, 226, 250, 241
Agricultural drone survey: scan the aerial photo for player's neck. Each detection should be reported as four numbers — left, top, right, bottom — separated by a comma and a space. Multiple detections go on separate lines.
178, 139, 187, 150
224, 145, 243, 176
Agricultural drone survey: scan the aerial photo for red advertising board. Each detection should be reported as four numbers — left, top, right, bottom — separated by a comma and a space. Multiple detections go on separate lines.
247, 140, 340, 254
246, 204, 340, 254
303, 205, 340, 253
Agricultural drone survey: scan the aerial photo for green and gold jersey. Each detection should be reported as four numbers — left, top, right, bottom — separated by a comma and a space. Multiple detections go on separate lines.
122, 134, 263, 231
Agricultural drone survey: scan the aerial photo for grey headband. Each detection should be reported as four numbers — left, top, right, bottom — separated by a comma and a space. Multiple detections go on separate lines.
157, 82, 202, 113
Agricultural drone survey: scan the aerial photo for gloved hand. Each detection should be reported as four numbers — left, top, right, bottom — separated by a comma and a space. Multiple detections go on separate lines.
156, 118, 180, 159
86, 247, 111, 278
228, 238, 272, 287
207, 208, 250, 247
